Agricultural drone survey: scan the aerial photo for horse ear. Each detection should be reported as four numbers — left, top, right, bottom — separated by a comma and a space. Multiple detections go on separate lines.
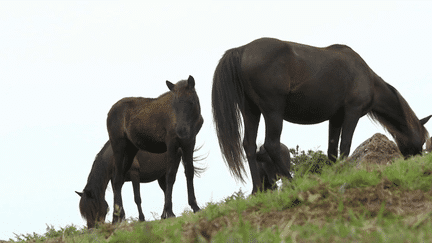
166, 81, 175, 91
75, 191, 83, 197
187, 75, 195, 89
420, 115, 432, 125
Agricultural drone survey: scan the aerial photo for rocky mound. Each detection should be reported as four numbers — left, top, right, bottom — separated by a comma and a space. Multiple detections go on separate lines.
347, 133, 403, 166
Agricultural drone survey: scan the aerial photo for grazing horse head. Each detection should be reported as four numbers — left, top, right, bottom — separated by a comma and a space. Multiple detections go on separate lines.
76, 189, 109, 228
76, 141, 112, 228
166, 75, 201, 140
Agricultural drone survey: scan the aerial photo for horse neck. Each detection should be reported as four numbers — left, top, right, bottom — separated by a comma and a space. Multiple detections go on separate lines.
371, 77, 421, 142
84, 152, 113, 197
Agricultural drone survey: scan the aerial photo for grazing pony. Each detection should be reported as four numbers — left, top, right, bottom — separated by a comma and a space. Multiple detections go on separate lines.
256, 143, 291, 191
212, 38, 430, 193
76, 141, 204, 228
107, 76, 203, 223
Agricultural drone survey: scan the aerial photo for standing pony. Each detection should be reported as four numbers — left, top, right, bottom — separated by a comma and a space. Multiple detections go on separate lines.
212, 38, 430, 193
107, 76, 203, 222
76, 141, 204, 228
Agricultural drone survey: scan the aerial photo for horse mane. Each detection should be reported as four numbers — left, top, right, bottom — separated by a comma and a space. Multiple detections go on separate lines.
368, 81, 429, 151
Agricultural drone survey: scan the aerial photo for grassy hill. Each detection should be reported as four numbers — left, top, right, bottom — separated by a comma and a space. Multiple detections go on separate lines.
8, 151, 432, 242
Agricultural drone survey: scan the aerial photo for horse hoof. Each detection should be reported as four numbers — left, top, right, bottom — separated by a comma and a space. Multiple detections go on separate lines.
192, 207, 201, 213
161, 211, 176, 219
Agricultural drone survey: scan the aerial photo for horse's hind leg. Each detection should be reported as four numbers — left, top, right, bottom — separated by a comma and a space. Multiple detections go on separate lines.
182, 142, 200, 213
131, 170, 145, 221
242, 98, 262, 194
157, 175, 167, 219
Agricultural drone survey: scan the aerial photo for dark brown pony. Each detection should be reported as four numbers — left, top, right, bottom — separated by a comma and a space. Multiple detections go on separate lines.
76, 141, 204, 228
256, 143, 291, 191
212, 37, 431, 193
107, 76, 203, 223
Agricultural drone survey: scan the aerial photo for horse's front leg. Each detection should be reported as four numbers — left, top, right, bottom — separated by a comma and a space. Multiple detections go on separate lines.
339, 109, 361, 159
328, 110, 343, 162
182, 142, 200, 213
161, 145, 181, 219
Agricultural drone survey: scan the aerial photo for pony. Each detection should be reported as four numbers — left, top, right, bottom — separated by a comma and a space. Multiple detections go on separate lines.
212, 37, 431, 193
107, 75, 203, 223
76, 141, 204, 228
256, 143, 291, 191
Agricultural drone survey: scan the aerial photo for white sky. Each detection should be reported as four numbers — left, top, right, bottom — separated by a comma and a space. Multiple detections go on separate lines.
1, 0, 431, 240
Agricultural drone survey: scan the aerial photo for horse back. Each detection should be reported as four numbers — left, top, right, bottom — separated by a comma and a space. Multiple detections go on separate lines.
238, 38, 376, 124
107, 96, 175, 152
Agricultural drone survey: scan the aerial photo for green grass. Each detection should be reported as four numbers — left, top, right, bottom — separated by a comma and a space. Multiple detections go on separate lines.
8, 151, 432, 242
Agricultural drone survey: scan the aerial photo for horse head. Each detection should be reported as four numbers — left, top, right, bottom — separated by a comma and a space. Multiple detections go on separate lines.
398, 115, 431, 158
166, 75, 202, 140
75, 189, 108, 228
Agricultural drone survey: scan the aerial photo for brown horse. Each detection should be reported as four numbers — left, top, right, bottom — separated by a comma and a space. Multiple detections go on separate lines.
76, 141, 204, 228
107, 75, 203, 223
212, 37, 431, 193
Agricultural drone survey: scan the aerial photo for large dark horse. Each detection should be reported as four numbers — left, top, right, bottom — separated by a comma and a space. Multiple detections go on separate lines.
107, 75, 203, 223
212, 37, 431, 193
76, 141, 204, 228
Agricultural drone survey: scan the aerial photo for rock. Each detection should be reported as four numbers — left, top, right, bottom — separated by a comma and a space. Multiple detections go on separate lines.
426, 136, 432, 153
347, 133, 403, 166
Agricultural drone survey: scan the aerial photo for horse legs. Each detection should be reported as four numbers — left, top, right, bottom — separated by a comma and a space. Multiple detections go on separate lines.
157, 175, 167, 219
130, 169, 145, 221
262, 112, 292, 183
110, 139, 138, 224
242, 98, 262, 194
161, 145, 181, 219
328, 111, 343, 162
182, 142, 200, 213
339, 110, 361, 159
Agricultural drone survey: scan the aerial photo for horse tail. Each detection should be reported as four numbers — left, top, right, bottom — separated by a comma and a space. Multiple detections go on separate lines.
212, 47, 246, 182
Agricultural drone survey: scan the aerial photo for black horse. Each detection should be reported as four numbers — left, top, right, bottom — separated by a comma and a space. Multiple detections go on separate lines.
107, 76, 203, 222
212, 37, 431, 193
76, 141, 204, 228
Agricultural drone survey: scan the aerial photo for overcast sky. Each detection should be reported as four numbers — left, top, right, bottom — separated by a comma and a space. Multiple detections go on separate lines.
1, 1, 431, 240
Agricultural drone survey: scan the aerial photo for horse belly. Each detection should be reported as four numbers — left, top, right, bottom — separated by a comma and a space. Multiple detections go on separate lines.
136, 152, 169, 182
283, 93, 339, 124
